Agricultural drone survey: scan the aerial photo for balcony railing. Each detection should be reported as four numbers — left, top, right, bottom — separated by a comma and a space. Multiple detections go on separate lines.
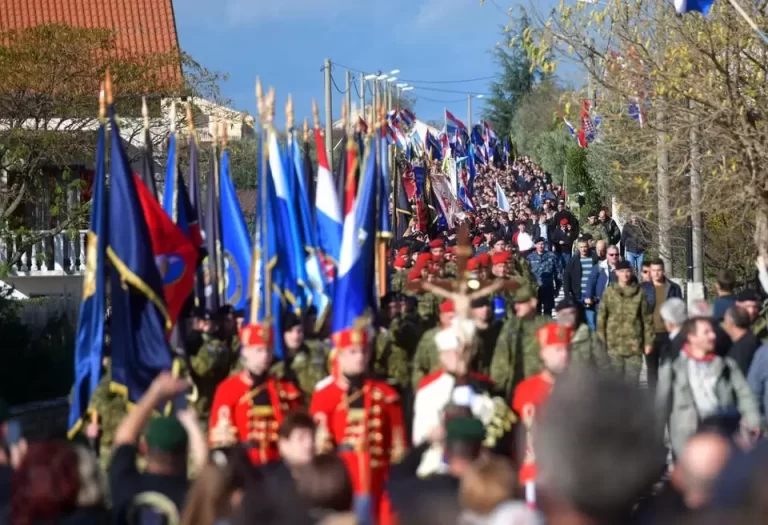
1, 230, 88, 276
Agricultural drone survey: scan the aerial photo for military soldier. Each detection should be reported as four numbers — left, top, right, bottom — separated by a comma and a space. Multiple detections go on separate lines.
412, 300, 457, 389
470, 297, 503, 376
208, 323, 303, 465
84, 353, 128, 472
490, 251, 518, 320
580, 211, 608, 244
270, 311, 329, 403
391, 256, 410, 294
310, 324, 407, 524
554, 299, 611, 370
596, 261, 654, 384
490, 284, 550, 400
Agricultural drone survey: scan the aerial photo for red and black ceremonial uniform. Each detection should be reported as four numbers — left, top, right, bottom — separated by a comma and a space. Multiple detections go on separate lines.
310, 328, 407, 525
208, 324, 302, 465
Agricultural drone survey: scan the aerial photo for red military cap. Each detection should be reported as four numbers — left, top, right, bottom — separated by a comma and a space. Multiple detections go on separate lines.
472, 236, 482, 246
537, 323, 574, 347
397, 247, 410, 256
429, 239, 445, 249
416, 252, 432, 265
240, 323, 273, 347
439, 300, 455, 314
559, 218, 569, 226
446, 246, 455, 254
467, 258, 479, 271
332, 327, 370, 351
408, 267, 422, 281
393, 256, 408, 269
491, 251, 510, 265
477, 253, 491, 267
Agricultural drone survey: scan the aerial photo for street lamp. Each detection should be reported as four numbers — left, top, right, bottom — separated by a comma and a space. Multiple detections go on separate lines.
376, 73, 389, 80
387, 76, 397, 82
364, 73, 378, 80
475, 94, 485, 99
390, 69, 400, 75
401, 86, 414, 91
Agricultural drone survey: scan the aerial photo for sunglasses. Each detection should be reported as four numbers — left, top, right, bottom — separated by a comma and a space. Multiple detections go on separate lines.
607, 253, 618, 257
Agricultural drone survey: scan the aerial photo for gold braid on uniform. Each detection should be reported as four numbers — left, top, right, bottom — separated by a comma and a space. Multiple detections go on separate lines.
483, 397, 517, 449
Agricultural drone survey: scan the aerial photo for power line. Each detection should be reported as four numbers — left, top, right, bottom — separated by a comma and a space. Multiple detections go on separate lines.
408, 85, 489, 96
412, 95, 469, 104
398, 75, 497, 84
329, 73, 349, 95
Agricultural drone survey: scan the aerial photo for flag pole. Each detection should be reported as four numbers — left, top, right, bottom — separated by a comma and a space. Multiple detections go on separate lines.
376, 92, 387, 300
725, 0, 768, 46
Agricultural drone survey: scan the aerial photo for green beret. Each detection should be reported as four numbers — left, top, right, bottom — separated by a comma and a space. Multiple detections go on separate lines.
445, 416, 486, 444
0, 399, 8, 423
513, 283, 534, 303
145, 416, 188, 453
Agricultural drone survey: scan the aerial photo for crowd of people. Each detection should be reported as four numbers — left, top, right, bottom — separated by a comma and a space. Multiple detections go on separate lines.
2, 156, 768, 525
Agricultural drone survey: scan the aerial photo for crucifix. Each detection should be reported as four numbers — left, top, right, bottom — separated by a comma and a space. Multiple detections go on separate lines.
406, 224, 520, 349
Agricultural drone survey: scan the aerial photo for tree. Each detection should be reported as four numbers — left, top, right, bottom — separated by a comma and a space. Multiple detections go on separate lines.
503, 0, 768, 278
0, 24, 227, 275
483, 12, 551, 136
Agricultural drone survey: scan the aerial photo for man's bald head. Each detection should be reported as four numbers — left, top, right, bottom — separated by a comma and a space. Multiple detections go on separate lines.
673, 432, 733, 510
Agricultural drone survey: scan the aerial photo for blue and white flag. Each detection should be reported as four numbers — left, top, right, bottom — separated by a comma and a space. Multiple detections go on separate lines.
496, 181, 510, 212
674, 0, 715, 15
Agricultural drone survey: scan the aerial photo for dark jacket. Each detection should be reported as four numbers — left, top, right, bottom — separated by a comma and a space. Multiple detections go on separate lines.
642, 279, 683, 312
601, 218, 622, 246
713, 295, 737, 322
621, 222, 648, 254
564, 253, 599, 302
728, 331, 760, 376
552, 227, 578, 254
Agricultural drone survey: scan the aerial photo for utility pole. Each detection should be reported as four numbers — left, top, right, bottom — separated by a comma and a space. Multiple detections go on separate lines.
386, 85, 392, 112
360, 73, 365, 123
345, 70, 352, 124
467, 94, 472, 129
372, 80, 378, 129
657, 102, 672, 273
689, 101, 704, 284
323, 58, 333, 174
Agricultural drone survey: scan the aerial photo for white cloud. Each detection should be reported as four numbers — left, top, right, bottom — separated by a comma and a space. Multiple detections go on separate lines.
224, 0, 357, 25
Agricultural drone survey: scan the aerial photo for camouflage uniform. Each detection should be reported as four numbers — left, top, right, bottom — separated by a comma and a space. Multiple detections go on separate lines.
489, 314, 550, 400
412, 326, 441, 390
391, 271, 408, 294
596, 283, 653, 384
471, 321, 503, 376
87, 365, 128, 472
444, 261, 458, 278
581, 222, 607, 243
271, 339, 329, 403
570, 323, 612, 371
416, 292, 441, 323
373, 327, 410, 393
180, 335, 240, 422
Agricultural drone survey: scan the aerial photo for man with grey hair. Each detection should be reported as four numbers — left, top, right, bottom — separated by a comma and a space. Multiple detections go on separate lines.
535, 368, 665, 524
659, 298, 688, 366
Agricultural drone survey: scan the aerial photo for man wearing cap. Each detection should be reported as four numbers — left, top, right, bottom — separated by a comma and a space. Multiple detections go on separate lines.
469, 297, 503, 376
526, 237, 561, 317
598, 207, 621, 246
512, 322, 573, 504
391, 255, 410, 294
553, 200, 579, 236
735, 289, 768, 343
388, 417, 487, 525
208, 323, 303, 465
552, 217, 577, 278
491, 284, 550, 400
270, 311, 329, 403
110, 373, 207, 525
597, 261, 654, 384
412, 300, 458, 389
413, 322, 515, 477
581, 210, 607, 243
310, 325, 406, 525
429, 238, 445, 262
555, 299, 610, 370
373, 294, 411, 393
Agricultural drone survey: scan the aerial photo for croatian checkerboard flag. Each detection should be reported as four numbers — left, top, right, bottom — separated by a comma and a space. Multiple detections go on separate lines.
313, 128, 343, 268
445, 109, 467, 136
674, 0, 715, 15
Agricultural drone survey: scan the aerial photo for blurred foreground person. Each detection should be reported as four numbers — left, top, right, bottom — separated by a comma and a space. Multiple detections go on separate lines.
180, 446, 257, 525
294, 454, 355, 524
458, 456, 542, 525
656, 317, 761, 459
535, 368, 665, 524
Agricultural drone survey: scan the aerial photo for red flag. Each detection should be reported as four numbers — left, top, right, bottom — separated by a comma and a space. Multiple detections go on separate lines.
134, 173, 197, 327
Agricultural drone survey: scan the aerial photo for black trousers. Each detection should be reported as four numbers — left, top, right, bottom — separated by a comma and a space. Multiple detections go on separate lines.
647, 332, 668, 390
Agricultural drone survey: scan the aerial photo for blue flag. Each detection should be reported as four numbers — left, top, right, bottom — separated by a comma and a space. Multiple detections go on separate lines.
107, 106, 172, 404
219, 149, 252, 312
674, 0, 715, 15
68, 121, 108, 437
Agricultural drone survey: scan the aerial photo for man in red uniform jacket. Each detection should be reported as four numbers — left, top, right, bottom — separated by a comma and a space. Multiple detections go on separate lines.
310, 325, 407, 525
512, 321, 573, 506
208, 323, 302, 465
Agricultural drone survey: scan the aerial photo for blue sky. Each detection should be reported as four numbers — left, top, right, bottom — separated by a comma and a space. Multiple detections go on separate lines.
173, 0, 562, 125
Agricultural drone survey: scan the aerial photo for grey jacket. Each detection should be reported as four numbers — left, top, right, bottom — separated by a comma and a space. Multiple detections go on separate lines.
656, 354, 761, 457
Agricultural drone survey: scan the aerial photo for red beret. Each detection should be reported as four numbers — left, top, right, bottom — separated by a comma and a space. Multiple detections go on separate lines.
472, 236, 482, 246
537, 323, 574, 347
559, 218, 569, 226
332, 327, 369, 351
416, 252, 432, 264
429, 239, 445, 249
467, 258, 479, 271
393, 256, 408, 269
477, 253, 491, 267
397, 247, 410, 256
439, 300, 455, 314
446, 246, 455, 254
240, 323, 273, 347
492, 251, 510, 265
408, 268, 422, 281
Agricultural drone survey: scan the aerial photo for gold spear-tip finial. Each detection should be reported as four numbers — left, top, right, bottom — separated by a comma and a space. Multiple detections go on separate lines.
303, 117, 309, 142
266, 87, 276, 125
312, 99, 320, 129
98, 81, 106, 120
341, 101, 348, 132
255, 77, 264, 123
105, 69, 113, 105
378, 92, 386, 129
286, 94, 294, 131
219, 120, 228, 148
141, 96, 149, 130
212, 118, 219, 146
